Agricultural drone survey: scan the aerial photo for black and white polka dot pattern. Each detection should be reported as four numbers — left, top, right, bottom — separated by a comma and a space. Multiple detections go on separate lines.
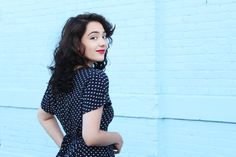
41, 67, 114, 157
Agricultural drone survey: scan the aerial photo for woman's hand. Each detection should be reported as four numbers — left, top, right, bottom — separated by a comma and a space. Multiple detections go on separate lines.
113, 133, 123, 154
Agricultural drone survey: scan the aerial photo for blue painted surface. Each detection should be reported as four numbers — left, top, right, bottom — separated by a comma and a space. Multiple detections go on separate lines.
156, 0, 236, 156
0, 0, 236, 157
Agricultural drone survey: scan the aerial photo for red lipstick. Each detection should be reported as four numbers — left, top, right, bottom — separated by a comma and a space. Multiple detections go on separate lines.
96, 49, 106, 54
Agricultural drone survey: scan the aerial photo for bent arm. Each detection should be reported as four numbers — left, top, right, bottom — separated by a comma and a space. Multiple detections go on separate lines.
82, 106, 122, 147
37, 108, 64, 147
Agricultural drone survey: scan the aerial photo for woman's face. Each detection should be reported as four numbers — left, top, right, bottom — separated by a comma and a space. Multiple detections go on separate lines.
81, 21, 108, 66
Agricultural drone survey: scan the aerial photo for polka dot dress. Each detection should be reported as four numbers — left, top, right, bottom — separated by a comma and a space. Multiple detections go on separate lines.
41, 67, 115, 157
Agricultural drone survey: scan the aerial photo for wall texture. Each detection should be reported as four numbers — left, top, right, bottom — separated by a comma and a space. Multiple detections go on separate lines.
0, 0, 158, 157
0, 0, 236, 157
156, 0, 236, 156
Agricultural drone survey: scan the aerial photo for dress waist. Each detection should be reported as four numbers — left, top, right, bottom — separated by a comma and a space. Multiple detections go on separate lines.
61, 131, 82, 147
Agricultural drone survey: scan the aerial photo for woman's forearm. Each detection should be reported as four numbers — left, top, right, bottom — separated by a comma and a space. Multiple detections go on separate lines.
38, 109, 64, 147
82, 107, 123, 147
83, 130, 121, 147
96, 130, 121, 146
40, 117, 64, 147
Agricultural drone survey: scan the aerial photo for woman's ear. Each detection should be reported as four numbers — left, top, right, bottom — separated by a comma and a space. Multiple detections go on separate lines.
77, 43, 85, 55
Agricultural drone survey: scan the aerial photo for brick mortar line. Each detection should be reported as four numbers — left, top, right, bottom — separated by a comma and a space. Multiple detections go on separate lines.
161, 117, 236, 125
0, 106, 158, 120
0, 105, 36, 110
2, 106, 236, 124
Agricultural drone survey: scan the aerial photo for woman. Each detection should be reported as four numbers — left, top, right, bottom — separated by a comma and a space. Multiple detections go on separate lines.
37, 13, 123, 157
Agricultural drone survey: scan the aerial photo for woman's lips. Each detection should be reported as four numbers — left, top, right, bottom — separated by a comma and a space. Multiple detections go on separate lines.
96, 49, 106, 54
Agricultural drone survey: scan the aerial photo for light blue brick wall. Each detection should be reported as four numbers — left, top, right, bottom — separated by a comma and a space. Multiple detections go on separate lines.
156, 0, 236, 157
0, 0, 158, 157
157, 0, 236, 120
1, 0, 236, 157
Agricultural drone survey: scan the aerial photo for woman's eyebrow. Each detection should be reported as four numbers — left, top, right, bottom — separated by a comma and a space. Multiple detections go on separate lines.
88, 31, 106, 36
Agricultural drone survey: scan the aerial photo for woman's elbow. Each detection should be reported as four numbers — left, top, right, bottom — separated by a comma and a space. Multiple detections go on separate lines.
37, 108, 53, 122
37, 108, 44, 122
82, 133, 99, 146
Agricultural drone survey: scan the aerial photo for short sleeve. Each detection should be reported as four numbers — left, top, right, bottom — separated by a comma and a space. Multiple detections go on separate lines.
81, 71, 109, 114
41, 84, 55, 115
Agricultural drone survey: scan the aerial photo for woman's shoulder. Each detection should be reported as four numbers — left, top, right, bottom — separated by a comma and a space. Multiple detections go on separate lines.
87, 68, 108, 82
76, 67, 108, 82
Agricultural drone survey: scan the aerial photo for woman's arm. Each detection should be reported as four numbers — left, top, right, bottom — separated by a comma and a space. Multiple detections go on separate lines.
82, 106, 123, 152
37, 108, 64, 147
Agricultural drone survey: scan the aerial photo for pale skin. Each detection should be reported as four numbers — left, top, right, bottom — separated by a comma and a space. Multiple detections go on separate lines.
37, 107, 123, 153
38, 21, 123, 154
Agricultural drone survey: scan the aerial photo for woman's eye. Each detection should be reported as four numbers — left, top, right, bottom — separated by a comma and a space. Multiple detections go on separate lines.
102, 36, 107, 39
90, 36, 98, 40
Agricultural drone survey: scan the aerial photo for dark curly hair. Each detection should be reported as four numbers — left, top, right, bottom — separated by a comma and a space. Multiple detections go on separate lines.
49, 13, 115, 93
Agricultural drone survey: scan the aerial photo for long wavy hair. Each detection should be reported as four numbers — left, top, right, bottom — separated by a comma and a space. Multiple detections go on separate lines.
49, 13, 115, 93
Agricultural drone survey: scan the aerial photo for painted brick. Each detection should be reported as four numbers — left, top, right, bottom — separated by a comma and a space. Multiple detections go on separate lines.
0, 0, 158, 157
156, 0, 236, 157
157, 119, 236, 157
1, 0, 236, 157
0, 107, 158, 157
0, 0, 158, 118
157, 0, 236, 98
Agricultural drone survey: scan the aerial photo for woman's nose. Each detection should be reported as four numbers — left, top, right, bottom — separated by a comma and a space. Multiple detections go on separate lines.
99, 38, 107, 48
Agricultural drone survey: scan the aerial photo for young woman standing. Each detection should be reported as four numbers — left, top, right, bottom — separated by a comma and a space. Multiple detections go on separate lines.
37, 13, 123, 157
